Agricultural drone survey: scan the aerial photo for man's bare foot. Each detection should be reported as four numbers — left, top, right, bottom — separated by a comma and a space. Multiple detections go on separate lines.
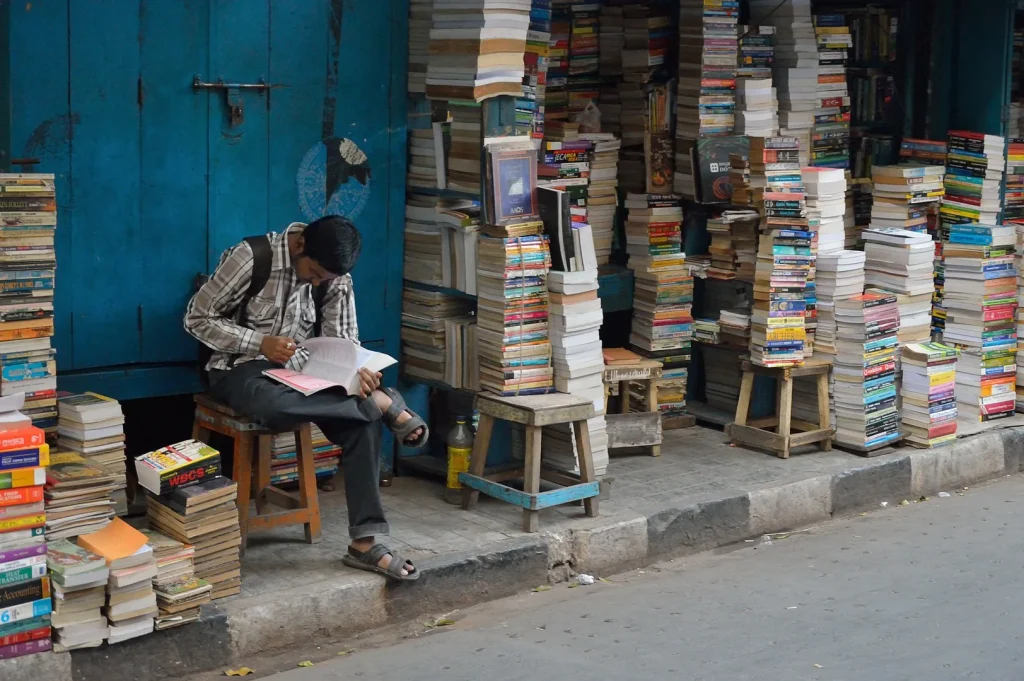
371, 390, 426, 444
350, 537, 413, 576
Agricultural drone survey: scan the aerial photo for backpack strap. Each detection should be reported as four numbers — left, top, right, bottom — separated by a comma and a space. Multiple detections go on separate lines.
237, 235, 273, 327
312, 281, 329, 337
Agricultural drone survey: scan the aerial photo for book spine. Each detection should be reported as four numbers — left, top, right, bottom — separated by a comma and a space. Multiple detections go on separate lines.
0, 445, 47, 472
0, 514, 44, 533
0, 636, 51, 659
0, 527, 44, 549
0, 562, 46, 587
0, 543, 44, 566
0, 576, 49, 610
0, 468, 45, 491
0, 428, 44, 450
0, 486, 42, 508
0, 625, 49, 648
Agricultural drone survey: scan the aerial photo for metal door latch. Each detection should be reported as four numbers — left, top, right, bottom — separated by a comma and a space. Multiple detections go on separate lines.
192, 75, 271, 126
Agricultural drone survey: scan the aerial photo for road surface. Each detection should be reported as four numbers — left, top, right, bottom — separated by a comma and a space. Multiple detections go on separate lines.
249, 475, 1024, 681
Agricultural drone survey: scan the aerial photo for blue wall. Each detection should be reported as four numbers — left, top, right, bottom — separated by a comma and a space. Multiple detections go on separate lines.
0, 0, 407, 401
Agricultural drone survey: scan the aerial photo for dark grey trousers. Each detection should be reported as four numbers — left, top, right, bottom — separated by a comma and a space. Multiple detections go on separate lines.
209, 360, 388, 540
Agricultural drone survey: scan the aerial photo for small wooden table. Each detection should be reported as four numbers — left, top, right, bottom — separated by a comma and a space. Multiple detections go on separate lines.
727, 358, 833, 459
460, 392, 599, 532
603, 359, 664, 456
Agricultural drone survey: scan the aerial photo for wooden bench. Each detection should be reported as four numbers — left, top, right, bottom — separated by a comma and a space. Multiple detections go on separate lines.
603, 358, 664, 456
460, 392, 599, 532
727, 358, 833, 459
192, 395, 322, 554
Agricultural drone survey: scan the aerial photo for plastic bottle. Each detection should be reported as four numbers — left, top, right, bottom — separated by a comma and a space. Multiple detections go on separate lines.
446, 416, 474, 490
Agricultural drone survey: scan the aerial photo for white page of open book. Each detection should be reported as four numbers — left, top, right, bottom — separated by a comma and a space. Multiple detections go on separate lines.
299, 338, 397, 395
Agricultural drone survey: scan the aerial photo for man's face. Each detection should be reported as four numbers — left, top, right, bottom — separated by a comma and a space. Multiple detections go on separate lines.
293, 254, 340, 287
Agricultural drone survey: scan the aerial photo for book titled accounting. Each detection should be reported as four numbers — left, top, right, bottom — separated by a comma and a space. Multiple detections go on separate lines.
134, 440, 221, 496
263, 338, 397, 397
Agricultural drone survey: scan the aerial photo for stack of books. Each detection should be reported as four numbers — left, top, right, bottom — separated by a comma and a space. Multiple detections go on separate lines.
401, 288, 476, 387
541, 2, 571, 132
446, 103, 484, 195
44, 450, 118, 541
580, 132, 621, 265
438, 203, 481, 296
811, 13, 852, 169
78, 519, 158, 645
597, 2, 623, 135
700, 345, 745, 411
0, 173, 57, 434
901, 342, 960, 448
622, 3, 670, 75
869, 164, 945, 233
476, 224, 554, 396
145, 476, 241, 601
751, 0, 818, 165
406, 0, 432, 94
1006, 138, 1024, 227
269, 427, 342, 486
694, 318, 721, 344
847, 176, 873, 246
750, 226, 812, 366
567, 1, 600, 118
1018, 223, 1024, 411
803, 167, 847, 256
706, 209, 759, 281
900, 138, 948, 166
46, 539, 108, 652
141, 529, 211, 631
814, 249, 865, 358
738, 24, 775, 80
624, 192, 684, 274
403, 196, 445, 287
425, 0, 530, 102
518, 1, 553, 139
56, 393, 127, 516
942, 223, 1018, 423
862, 228, 935, 344
406, 114, 447, 192
0, 422, 51, 660
676, 0, 738, 139
833, 290, 901, 449
735, 78, 777, 138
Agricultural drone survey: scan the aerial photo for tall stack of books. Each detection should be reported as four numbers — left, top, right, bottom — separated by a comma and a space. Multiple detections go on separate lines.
943, 223, 1018, 423
401, 289, 476, 387
446, 103, 485, 195
567, 1, 600, 118
145, 476, 241, 601
269, 428, 342, 486
862, 228, 935, 344
0, 173, 58, 434
738, 24, 775, 80
735, 78, 777, 138
46, 539, 108, 652
706, 210, 759, 281
810, 13, 852, 169
1018, 223, 1024, 412
676, 0, 738, 139
141, 529, 211, 631
579, 132, 621, 264
626, 193, 693, 415
542, 2, 572, 132
425, 0, 530, 102
750, 225, 812, 366
477, 222, 554, 395
833, 290, 901, 449
597, 2, 623, 136
0, 421, 50, 660
751, 0, 818, 166
869, 164, 945, 233
56, 393, 127, 516
901, 342, 960, 448
1006, 139, 1024, 228
519, 1, 553, 139
407, 0, 432, 95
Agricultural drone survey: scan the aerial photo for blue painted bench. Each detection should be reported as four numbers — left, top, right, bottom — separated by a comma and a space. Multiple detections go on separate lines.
460, 392, 599, 532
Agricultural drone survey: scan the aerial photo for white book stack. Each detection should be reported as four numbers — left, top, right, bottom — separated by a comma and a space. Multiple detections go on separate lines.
56, 394, 128, 517
104, 545, 158, 644
580, 132, 622, 265
735, 78, 778, 138
802, 167, 847, 256
542, 268, 608, 477
47, 540, 109, 652
407, 0, 433, 94
862, 228, 935, 344
750, 0, 817, 166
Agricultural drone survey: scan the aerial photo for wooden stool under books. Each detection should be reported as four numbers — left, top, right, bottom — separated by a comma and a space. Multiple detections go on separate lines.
460, 392, 599, 533
192, 394, 322, 554
727, 357, 833, 459
603, 358, 664, 456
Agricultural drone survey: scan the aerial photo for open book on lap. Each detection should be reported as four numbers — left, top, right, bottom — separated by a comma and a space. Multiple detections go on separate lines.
262, 338, 397, 397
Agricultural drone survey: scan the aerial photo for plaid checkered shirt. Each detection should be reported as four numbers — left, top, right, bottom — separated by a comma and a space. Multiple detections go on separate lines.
184, 223, 359, 372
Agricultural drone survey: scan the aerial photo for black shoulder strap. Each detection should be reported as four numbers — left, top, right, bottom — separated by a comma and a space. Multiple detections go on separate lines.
312, 281, 329, 336
237, 235, 273, 326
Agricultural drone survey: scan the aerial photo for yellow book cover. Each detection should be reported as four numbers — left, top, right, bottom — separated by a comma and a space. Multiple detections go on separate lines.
928, 371, 956, 387
0, 466, 46, 490
765, 328, 806, 342
0, 512, 45, 532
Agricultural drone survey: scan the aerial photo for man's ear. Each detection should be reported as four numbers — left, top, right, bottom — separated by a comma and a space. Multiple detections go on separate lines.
295, 234, 305, 253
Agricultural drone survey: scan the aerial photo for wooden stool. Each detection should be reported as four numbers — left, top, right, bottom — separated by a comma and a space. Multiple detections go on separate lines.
192, 395, 322, 554
603, 359, 664, 456
727, 358, 833, 459
460, 393, 599, 532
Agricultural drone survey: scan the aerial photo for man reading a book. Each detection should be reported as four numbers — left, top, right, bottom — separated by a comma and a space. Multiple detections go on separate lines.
185, 216, 427, 581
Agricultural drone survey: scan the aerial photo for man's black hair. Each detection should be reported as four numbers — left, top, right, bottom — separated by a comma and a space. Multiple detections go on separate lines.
301, 215, 362, 276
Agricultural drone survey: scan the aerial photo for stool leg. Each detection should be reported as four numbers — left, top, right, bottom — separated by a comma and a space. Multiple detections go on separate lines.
618, 381, 630, 414
233, 433, 253, 556
522, 425, 542, 533
817, 372, 832, 451
461, 414, 494, 510
254, 435, 271, 514
777, 376, 794, 459
192, 418, 209, 444
646, 380, 661, 457
572, 419, 598, 518
296, 426, 322, 544
734, 371, 754, 427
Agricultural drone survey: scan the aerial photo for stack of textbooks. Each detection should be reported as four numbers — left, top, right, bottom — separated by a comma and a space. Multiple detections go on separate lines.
145, 476, 241, 601
476, 222, 554, 396
44, 450, 119, 541
676, 0, 739, 139
56, 393, 127, 516
78, 519, 159, 645
269, 427, 342, 486
862, 228, 935, 344
750, 226, 812, 366
901, 342, 961, 448
833, 290, 901, 449
738, 24, 775, 80
706, 209, 759, 281
141, 529, 211, 630
406, 0, 432, 95
811, 13, 852, 169
579, 132, 621, 264
751, 0, 818, 165
941, 131, 1005, 228
942, 223, 1018, 423
425, 0, 530, 102
624, 192, 684, 274
518, 1, 553, 139
400, 288, 475, 388
735, 78, 777, 138
0, 173, 58, 434
1006, 138, 1024, 227
869, 164, 945, 233
46, 539, 108, 651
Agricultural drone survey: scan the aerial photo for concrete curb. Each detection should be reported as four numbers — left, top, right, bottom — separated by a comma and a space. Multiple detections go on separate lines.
6, 426, 1022, 681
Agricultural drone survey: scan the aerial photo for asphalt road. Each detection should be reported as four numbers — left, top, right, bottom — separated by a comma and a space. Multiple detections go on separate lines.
258, 475, 1024, 681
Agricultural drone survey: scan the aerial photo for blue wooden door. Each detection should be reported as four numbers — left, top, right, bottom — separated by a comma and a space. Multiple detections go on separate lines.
6, 0, 399, 385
